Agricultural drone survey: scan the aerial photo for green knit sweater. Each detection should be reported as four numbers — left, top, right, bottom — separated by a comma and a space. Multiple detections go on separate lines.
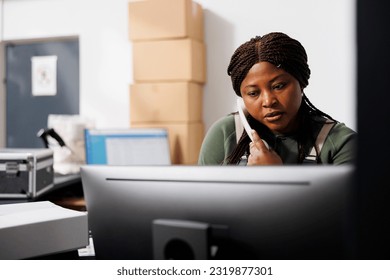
198, 114, 357, 165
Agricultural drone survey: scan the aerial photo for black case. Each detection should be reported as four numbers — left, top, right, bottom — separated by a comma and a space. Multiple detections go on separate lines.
0, 149, 54, 199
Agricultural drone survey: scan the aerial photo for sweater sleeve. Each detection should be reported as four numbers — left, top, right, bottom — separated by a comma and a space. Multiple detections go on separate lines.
198, 115, 237, 165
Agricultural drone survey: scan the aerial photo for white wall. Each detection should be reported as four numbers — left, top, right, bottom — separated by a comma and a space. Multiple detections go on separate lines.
196, 0, 356, 131
0, 0, 356, 147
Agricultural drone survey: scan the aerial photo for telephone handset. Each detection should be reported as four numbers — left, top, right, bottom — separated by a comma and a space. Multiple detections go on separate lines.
236, 98, 270, 150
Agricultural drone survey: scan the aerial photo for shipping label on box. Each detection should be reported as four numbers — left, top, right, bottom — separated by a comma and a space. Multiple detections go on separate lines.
131, 122, 204, 164
130, 82, 203, 123
129, 0, 204, 41
133, 39, 206, 84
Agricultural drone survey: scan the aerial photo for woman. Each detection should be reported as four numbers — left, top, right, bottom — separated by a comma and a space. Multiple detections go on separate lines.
198, 32, 356, 165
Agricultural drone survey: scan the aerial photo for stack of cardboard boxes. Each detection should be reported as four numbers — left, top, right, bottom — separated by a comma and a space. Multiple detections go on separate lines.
128, 0, 206, 165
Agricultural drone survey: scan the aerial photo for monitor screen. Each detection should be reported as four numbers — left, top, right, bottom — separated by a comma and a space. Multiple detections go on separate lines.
81, 165, 355, 260
84, 128, 171, 165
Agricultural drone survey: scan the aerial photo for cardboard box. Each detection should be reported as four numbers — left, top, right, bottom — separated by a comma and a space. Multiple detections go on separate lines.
0, 201, 88, 260
129, 0, 204, 41
130, 82, 203, 123
133, 39, 206, 83
131, 122, 204, 164
0, 148, 54, 199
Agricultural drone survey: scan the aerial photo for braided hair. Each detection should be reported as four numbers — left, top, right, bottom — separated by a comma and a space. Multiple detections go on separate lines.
225, 32, 335, 164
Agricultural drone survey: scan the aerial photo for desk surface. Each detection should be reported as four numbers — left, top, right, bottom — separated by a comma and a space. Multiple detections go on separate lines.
41, 173, 86, 211
0, 173, 86, 211
54, 173, 82, 190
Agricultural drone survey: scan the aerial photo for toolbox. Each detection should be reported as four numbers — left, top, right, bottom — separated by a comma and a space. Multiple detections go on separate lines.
0, 149, 54, 199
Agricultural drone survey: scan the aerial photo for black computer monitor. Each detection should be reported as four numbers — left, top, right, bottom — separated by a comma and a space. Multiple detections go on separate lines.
81, 165, 355, 260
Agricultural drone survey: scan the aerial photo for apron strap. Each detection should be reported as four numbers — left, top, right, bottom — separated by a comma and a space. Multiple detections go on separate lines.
305, 121, 336, 162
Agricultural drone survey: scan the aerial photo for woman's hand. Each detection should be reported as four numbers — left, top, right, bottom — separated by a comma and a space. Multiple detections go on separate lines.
247, 130, 283, 165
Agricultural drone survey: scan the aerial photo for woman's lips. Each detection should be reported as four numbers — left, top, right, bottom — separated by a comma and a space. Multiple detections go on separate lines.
264, 111, 283, 122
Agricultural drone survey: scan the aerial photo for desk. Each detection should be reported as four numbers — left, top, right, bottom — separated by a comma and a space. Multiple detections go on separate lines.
53, 173, 82, 191
38, 173, 86, 211
0, 173, 86, 211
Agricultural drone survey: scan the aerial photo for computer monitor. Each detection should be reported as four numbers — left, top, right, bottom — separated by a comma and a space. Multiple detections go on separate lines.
84, 128, 171, 165
81, 165, 356, 260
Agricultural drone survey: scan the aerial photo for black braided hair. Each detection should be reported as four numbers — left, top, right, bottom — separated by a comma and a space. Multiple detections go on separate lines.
225, 32, 335, 165
227, 32, 310, 95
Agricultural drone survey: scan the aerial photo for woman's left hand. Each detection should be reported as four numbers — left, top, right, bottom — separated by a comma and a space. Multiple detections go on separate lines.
247, 130, 283, 165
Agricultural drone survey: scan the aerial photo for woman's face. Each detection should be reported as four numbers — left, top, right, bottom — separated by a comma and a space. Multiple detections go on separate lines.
240, 61, 303, 135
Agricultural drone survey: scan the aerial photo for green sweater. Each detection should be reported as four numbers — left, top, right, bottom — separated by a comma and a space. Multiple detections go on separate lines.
198, 114, 357, 165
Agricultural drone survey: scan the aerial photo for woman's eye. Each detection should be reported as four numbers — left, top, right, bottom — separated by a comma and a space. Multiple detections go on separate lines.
247, 90, 259, 97
273, 83, 285, 90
